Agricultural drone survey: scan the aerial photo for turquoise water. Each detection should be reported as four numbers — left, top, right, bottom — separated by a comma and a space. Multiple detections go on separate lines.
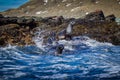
0, 0, 29, 12
0, 36, 120, 80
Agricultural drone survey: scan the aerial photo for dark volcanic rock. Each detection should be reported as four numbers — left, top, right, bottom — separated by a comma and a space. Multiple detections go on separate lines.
17, 17, 37, 29
0, 38, 6, 46
0, 17, 18, 26
0, 16, 37, 29
0, 11, 120, 46
106, 14, 116, 22
8, 17, 18, 23
110, 32, 120, 45
85, 10, 105, 21
0, 17, 18, 25
32, 16, 43, 22
41, 16, 64, 27
0, 14, 4, 18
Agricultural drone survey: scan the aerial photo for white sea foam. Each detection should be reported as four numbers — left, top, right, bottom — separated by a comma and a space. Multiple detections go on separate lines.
32, 29, 46, 51
80, 36, 113, 47
0, 60, 13, 63
32, 28, 113, 53
0, 28, 119, 80
40, 73, 68, 79
1, 66, 27, 71
0, 44, 17, 50
14, 72, 26, 78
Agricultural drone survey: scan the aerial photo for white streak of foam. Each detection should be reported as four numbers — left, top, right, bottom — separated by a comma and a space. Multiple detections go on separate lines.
81, 37, 113, 47
0, 60, 13, 63
14, 72, 26, 78
41, 74, 68, 79
1, 66, 27, 71
0, 44, 16, 50
41, 70, 58, 73
33, 32, 113, 53
49, 64, 77, 70
33, 29, 50, 51
58, 40, 75, 51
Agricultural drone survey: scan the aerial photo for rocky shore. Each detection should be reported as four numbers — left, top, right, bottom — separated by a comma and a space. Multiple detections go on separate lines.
1, 0, 120, 18
0, 10, 120, 47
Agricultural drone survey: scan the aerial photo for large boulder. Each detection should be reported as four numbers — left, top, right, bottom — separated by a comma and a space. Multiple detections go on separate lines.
32, 16, 43, 22
0, 18, 9, 26
9, 17, 18, 23
17, 17, 27, 24
41, 16, 54, 23
110, 32, 120, 45
17, 17, 37, 29
0, 17, 18, 26
42, 16, 64, 27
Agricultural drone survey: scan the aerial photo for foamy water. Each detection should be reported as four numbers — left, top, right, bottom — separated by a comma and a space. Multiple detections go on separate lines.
0, 30, 120, 80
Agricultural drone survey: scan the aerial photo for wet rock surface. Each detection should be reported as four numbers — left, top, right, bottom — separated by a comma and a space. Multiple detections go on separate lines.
0, 11, 120, 46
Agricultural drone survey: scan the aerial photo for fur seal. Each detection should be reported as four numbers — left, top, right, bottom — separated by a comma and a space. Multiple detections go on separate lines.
55, 45, 64, 55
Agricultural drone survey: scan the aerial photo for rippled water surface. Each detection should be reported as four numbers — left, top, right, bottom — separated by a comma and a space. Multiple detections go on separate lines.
0, 36, 120, 80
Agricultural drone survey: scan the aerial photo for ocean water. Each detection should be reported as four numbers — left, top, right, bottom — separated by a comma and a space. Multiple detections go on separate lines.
0, 0, 120, 80
0, 29, 120, 80
0, 0, 29, 12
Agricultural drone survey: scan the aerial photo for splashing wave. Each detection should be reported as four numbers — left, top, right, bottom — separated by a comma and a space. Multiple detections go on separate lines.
0, 30, 120, 80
